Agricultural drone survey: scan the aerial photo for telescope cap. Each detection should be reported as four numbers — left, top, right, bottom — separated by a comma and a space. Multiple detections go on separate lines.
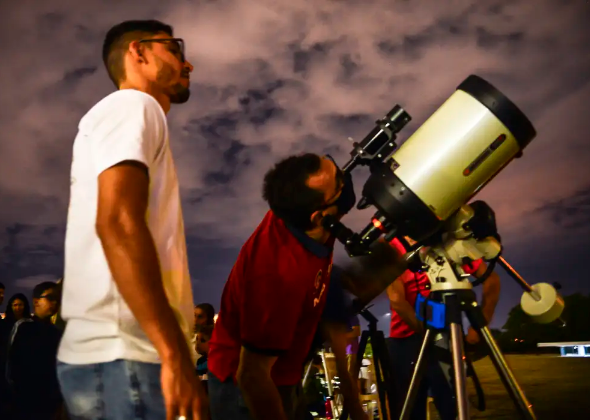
458, 75, 536, 150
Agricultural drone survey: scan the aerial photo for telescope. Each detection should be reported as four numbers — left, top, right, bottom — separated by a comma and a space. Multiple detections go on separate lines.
325, 75, 564, 420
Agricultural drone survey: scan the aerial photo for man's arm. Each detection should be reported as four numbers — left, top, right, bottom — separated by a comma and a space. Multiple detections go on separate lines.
321, 322, 368, 420
475, 262, 501, 324
236, 348, 287, 420
386, 276, 423, 334
96, 161, 192, 363
466, 261, 501, 344
96, 162, 206, 419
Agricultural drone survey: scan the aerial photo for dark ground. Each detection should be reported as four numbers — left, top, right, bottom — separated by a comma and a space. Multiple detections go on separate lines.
428, 354, 590, 419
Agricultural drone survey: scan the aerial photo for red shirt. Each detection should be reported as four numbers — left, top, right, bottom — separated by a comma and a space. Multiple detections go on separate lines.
388, 238, 482, 338
208, 211, 334, 386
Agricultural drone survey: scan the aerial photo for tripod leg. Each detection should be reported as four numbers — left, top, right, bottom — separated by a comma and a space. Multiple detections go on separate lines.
400, 329, 434, 420
340, 331, 370, 420
449, 322, 470, 420
371, 330, 394, 420
479, 326, 536, 420
465, 301, 536, 420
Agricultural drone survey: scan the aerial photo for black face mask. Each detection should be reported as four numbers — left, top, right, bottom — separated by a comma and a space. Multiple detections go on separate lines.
333, 172, 356, 215
321, 155, 357, 216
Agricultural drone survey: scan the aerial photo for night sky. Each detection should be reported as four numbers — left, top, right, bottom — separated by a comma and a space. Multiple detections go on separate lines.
0, 0, 589, 332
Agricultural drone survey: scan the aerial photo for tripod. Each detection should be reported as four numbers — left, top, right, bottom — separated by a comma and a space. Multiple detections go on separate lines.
400, 286, 536, 420
339, 308, 395, 420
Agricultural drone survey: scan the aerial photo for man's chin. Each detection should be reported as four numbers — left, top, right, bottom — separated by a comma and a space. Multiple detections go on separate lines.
170, 87, 191, 104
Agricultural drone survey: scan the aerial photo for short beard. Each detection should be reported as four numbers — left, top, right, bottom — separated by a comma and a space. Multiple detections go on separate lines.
155, 58, 191, 104
169, 84, 191, 104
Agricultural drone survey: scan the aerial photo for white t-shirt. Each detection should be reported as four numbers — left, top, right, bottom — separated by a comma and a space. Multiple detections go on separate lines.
58, 89, 195, 365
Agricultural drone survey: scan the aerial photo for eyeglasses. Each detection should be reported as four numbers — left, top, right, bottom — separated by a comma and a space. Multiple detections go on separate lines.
39, 294, 58, 302
138, 38, 186, 63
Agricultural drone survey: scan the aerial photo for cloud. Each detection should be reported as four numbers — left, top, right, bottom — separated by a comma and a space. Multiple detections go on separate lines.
0, 0, 589, 318
532, 187, 590, 231
13, 274, 60, 290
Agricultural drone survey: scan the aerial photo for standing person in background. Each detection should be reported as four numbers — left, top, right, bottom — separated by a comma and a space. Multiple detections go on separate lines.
386, 237, 501, 420
194, 303, 215, 331
8, 282, 62, 420
57, 19, 207, 420
195, 324, 214, 393
0, 282, 5, 316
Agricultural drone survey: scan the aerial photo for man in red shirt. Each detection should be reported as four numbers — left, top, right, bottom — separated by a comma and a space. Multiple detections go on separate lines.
207, 153, 358, 420
386, 237, 501, 420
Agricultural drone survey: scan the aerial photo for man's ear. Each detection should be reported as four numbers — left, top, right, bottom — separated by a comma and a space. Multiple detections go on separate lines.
128, 40, 145, 63
310, 210, 324, 227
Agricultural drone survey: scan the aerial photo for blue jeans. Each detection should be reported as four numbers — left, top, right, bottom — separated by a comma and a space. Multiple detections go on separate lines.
57, 360, 165, 420
208, 371, 304, 420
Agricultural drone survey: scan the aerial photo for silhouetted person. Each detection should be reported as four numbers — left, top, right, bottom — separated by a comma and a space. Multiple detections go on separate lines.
9, 282, 62, 420
0, 293, 32, 418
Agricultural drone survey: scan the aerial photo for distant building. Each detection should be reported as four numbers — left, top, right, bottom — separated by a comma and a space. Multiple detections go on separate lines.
537, 342, 590, 357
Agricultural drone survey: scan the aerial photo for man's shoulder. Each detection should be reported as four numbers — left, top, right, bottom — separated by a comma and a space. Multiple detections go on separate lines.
240, 211, 296, 256
96, 89, 162, 110
235, 211, 326, 282
80, 89, 165, 130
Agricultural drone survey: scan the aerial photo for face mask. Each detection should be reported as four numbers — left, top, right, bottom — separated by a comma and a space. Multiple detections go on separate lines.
321, 155, 357, 216
333, 172, 356, 215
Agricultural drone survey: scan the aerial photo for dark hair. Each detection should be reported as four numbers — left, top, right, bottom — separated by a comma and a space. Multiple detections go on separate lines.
262, 153, 325, 230
196, 324, 214, 339
4, 293, 32, 324
102, 20, 173, 87
0, 282, 4, 290
195, 303, 215, 325
33, 281, 57, 299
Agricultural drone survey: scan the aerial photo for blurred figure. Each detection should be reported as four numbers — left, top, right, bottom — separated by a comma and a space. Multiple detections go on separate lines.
8, 282, 63, 420
195, 324, 213, 393
0, 283, 9, 417
0, 282, 5, 314
0, 294, 33, 418
3, 294, 32, 326
50, 278, 66, 332
194, 303, 215, 331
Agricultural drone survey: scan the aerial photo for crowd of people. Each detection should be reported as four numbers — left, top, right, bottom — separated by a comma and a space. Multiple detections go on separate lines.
0, 281, 63, 419
0, 18, 502, 420
0, 286, 218, 420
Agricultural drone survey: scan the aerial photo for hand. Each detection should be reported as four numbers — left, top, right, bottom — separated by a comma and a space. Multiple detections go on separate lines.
465, 327, 480, 345
161, 356, 209, 420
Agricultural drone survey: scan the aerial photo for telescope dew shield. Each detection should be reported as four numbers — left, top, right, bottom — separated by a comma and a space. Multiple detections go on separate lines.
390, 75, 536, 222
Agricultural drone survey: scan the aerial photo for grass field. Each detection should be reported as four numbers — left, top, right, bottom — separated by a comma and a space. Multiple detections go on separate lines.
428, 354, 590, 419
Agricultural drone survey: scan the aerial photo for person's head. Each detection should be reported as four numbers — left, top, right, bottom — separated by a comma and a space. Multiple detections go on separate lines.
5, 293, 31, 323
195, 325, 213, 356
0, 282, 5, 306
194, 303, 215, 330
32, 281, 59, 320
102, 20, 193, 107
262, 153, 356, 243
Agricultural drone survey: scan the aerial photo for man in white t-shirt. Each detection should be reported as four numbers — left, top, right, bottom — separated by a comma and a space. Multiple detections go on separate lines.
58, 19, 207, 420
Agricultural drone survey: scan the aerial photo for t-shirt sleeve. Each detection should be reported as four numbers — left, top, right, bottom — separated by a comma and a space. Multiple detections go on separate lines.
88, 92, 165, 176
321, 266, 354, 327
240, 272, 306, 355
